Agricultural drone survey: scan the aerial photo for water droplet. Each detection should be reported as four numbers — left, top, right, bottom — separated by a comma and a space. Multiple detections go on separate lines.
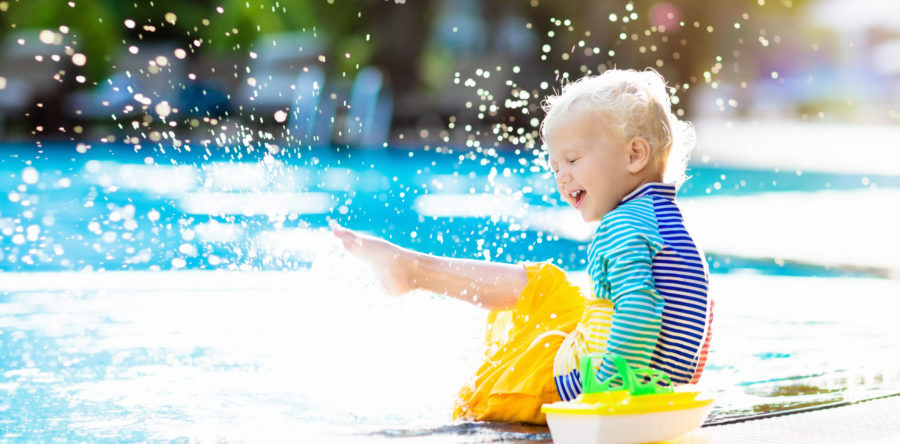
154, 101, 171, 118
21, 167, 39, 184
38, 30, 60, 45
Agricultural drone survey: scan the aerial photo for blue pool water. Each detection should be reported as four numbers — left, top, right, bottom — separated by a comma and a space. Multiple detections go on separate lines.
3, 142, 900, 441
2, 142, 896, 275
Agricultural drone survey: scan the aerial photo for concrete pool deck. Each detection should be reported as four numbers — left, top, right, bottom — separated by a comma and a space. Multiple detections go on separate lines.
686, 394, 900, 443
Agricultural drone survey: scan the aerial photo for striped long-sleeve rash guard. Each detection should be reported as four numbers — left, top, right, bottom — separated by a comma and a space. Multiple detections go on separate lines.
553, 182, 713, 400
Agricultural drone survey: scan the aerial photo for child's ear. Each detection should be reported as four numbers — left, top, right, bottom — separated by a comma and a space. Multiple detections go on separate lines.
626, 137, 652, 174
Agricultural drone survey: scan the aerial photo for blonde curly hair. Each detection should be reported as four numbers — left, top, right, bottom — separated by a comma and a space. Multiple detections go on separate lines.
540, 69, 696, 187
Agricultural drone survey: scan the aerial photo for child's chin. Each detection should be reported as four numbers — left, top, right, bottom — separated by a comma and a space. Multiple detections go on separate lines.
577, 210, 595, 222
578, 208, 604, 223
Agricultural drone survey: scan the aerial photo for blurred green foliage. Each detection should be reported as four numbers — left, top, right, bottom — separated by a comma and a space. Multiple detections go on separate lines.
0, 0, 119, 79
0, 0, 367, 80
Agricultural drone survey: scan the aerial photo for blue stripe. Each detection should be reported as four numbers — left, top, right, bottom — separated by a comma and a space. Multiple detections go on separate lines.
658, 293, 708, 307
655, 272, 709, 283
654, 350, 699, 368
660, 310, 707, 324
657, 320, 705, 340
564, 376, 576, 400
662, 307, 707, 321
663, 305, 707, 317
554, 376, 568, 400
659, 235, 696, 243
621, 183, 676, 203
656, 279, 709, 291
657, 285, 708, 298
655, 339, 703, 358
555, 369, 583, 401
651, 267, 706, 278
652, 353, 702, 374
651, 364, 693, 383
652, 267, 707, 277
654, 256, 705, 266
658, 333, 705, 349
652, 358, 696, 378
655, 277, 708, 288
657, 325, 705, 341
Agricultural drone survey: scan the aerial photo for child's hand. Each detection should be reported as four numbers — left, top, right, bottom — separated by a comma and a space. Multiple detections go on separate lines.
331, 224, 413, 297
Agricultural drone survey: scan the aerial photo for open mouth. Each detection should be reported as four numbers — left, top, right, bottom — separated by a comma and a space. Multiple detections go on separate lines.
569, 189, 586, 208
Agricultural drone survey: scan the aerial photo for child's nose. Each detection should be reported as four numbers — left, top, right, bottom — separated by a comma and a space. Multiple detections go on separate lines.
555, 169, 572, 184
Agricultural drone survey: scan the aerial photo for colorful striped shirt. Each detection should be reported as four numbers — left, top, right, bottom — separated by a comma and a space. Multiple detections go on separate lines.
553, 182, 713, 400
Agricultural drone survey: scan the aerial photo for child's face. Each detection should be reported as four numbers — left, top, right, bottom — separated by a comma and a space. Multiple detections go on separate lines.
546, 112, 635, 222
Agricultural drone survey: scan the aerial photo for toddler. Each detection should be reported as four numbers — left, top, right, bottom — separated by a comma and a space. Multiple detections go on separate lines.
333, 68, 713, 424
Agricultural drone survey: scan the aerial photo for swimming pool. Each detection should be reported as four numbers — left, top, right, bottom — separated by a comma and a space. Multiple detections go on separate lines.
2, 142, 900, 441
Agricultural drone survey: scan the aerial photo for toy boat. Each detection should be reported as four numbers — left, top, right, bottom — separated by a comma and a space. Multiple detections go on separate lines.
541, 354, 713, 444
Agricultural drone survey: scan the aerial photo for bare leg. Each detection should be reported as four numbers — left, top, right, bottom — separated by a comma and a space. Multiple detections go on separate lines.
333, 226, 527, 310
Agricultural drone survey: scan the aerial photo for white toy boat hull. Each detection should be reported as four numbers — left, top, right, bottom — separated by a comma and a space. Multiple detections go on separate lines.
545, 403, 714, 444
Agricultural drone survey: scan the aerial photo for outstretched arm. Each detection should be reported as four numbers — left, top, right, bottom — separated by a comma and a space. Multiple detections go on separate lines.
333, 226, 527, 309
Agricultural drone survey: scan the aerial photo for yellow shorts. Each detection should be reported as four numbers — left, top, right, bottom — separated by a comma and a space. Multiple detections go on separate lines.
452, 261, 586, 425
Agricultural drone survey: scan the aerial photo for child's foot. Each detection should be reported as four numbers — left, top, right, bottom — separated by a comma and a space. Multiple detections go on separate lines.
332, 225, 414, 296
